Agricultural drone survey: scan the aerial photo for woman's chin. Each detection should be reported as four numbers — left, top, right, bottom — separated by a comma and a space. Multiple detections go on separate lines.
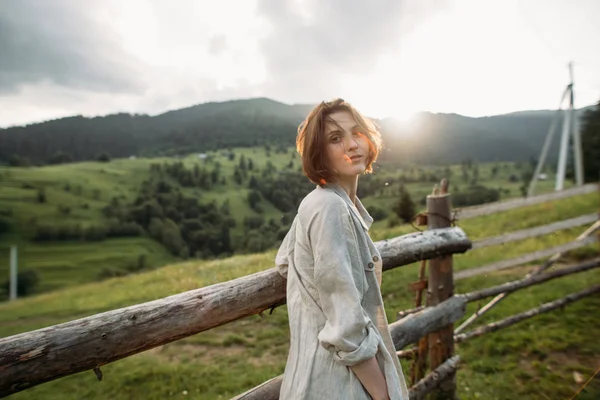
339, 166, 367, 178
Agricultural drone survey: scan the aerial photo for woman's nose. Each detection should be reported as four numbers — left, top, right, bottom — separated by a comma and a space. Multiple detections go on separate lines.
345, 135, 359, 150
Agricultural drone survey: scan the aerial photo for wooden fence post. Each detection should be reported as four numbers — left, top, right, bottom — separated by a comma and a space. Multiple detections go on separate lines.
426, 179, 456, 399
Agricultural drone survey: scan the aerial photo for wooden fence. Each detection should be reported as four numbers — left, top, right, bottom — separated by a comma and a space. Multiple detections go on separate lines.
0, 183, 598, 399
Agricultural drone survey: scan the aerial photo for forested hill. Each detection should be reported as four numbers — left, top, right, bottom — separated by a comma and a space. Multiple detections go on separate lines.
0, 97, 592, 165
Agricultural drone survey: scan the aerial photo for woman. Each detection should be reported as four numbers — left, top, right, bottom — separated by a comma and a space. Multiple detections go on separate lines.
275, 99, 409, 400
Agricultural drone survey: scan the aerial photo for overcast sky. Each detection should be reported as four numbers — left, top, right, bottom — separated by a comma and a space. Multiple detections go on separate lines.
1, 0, 599, 128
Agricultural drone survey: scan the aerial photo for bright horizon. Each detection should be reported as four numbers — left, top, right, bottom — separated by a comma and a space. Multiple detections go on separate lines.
1, 0, 599, 128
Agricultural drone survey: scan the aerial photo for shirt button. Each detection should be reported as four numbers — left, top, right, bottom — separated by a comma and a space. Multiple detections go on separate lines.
372, 255, 379, 262
367, 262, 374, 269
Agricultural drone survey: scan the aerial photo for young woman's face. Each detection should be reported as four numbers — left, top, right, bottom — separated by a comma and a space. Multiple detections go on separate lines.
324, 111, 371, 182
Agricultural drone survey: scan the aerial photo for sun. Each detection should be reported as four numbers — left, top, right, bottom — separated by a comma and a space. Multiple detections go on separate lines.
393, 108, 418, 123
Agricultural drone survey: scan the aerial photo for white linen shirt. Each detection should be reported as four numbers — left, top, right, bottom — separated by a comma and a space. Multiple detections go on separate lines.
276, 183, 409, 400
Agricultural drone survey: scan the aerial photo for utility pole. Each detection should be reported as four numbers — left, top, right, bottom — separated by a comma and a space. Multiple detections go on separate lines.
570, 63, 584, 186
9, 245, 17, 301
529, 62, 585, 196
527, 87, 569, 197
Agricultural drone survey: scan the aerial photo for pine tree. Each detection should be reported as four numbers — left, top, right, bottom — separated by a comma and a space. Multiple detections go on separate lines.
581, 101, 600, 182
394, 185, 415, 223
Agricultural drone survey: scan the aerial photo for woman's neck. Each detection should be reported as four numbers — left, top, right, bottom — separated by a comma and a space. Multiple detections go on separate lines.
336, 175, 359, 205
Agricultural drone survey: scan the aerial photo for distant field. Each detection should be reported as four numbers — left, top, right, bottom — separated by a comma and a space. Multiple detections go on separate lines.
0, 189, 598, 400
0, 150, 580, 298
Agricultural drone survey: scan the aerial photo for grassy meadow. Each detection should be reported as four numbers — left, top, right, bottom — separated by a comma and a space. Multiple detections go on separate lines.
0, 148, 571, 297
0, 178, 598, 400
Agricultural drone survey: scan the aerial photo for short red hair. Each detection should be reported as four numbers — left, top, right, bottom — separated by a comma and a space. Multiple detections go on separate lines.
296, 98, 382, 186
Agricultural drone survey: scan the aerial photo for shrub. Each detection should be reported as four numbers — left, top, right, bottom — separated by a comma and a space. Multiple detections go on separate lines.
0, 218, 10, 236
107, 222, 143, 238
2, 270, 40, 297
37, 189, 46, 203
96, 152, 111, 162
82, 226, 108, 241
453, 185, 500, 207
97, 268, 127, 280
367, 206, 388, 221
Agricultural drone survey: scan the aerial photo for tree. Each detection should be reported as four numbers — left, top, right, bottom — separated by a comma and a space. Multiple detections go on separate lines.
580, 101, 600, 182
9, 154, 28, 166
248, 175, 258, 189
247, 190, 262, 211
48, 151, 72, 165
394, 185, 415, 223
37, 188, 46, 203
490, 164, 499, 178
96, 152, 111, 162
220, 199, 230, 216
233, 167, 243, 184
160, 218, 187, 257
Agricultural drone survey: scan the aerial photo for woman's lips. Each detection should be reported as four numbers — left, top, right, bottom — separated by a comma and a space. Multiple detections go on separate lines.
343, 154, 363, 163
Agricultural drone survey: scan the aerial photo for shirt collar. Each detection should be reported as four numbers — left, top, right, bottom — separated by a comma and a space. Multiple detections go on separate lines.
323, 182, 373, 231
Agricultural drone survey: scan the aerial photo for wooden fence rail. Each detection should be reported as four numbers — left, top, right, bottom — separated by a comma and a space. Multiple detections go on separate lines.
0, 227, 471, 397
398, 280, 600, 360
456, 183, 597, 220
463, 257, 600, 302
455, 236, 597, 280
471, 213, 598, 250
455, 284, 600, 343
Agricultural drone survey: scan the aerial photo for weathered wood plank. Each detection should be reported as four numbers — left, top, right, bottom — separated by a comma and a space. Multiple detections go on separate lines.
409, 356, 461, 400
0, 227, 471, 397
471, 214, 598, 250
380, 227, 471, 271
0, 268, 287, 396
390, 296, 467, 350
422, 186, 456, 398
455, 219, 600, 334
463, 258, 600, 302
454, 236, 597, 280
230, 376, 281, 400
400, 276, 600, 360
455, 285, 600, 343
456, 183, 597, 220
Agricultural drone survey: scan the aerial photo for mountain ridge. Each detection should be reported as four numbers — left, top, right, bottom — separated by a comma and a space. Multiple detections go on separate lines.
0, 97, 594, 165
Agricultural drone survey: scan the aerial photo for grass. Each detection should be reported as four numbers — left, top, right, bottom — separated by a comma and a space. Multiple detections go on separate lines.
0, 238, 178, 293
1, 188, 599, 399
0, 152, 563, 297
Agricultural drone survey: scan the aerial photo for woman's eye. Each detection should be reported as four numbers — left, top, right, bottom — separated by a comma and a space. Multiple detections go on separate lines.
331, 136, 340, 143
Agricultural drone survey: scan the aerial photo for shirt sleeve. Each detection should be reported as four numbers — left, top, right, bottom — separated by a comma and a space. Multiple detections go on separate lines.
309, 198, 379, 366
275, 217, 298, 279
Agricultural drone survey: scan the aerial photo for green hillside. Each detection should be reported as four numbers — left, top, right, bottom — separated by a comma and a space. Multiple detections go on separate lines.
1, 190, 599, 399
0, 151, 578, 299
1, 97, 596, 167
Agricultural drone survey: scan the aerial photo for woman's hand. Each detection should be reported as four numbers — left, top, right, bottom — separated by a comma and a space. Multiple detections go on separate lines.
349, 357, 389, 400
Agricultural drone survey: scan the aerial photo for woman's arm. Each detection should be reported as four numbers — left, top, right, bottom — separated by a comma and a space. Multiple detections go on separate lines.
350, 357, 390, 400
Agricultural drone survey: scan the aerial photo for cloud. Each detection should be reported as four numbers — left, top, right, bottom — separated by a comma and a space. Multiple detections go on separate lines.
208, 35, 228, 56
256, 0, 446, 101
0, 0, 147, 95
